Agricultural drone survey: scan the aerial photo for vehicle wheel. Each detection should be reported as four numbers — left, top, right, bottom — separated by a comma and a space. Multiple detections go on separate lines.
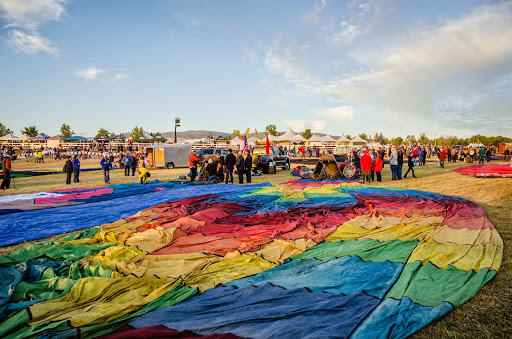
167, 162, 175, 169
283, 161, 290, 170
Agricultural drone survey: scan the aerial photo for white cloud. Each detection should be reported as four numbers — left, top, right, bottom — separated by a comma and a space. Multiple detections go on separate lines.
75, 67, 103, 80
326, 21, 360, 44
285, 120, 306, 131
7, 29, 57, 55
0, 0, 67, 29
315, 106, 355, 120
311, 120, 328, 132
326, 0, 385, 44
0, 0, 67, 55
320, 1, 512, 123
114, 72, 131, 81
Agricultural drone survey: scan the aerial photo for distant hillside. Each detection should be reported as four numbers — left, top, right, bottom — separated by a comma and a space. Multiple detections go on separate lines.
121, 130, 344, 140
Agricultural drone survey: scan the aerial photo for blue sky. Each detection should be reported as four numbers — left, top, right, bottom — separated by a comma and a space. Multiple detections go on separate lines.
1, 0, 511, 138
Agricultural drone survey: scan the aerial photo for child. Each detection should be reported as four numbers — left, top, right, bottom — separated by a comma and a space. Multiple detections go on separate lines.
404, 154, 416, 178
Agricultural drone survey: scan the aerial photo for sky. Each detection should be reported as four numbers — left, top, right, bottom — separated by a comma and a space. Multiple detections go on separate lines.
1, 0, 511, 139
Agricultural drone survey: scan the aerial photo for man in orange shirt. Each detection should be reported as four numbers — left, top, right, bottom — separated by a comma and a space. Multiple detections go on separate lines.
1, 153, 12, 190
189, 151, 201, 182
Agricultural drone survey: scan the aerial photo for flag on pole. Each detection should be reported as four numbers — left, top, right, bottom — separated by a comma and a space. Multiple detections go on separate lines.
243, 136, 249, 154
245, 128, 250, 139
255, 129, 258, 138
266, 133, 270, 155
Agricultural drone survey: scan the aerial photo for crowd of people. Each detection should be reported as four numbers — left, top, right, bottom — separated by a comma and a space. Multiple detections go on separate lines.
188, 149, 254, 184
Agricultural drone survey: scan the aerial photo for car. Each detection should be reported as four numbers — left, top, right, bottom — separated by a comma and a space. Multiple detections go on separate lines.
251, 146, 290, 173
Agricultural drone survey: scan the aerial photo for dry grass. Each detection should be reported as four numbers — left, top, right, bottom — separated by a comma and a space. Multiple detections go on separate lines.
0, 156, 510, 337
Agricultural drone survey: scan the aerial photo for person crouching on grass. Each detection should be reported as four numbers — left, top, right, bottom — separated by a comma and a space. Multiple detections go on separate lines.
138, 166, 151, 184
206, 159, 218, 184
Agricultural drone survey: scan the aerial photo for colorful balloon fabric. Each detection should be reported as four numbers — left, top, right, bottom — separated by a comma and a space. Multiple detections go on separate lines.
0, 180, 502, 338
454, 163, 512, 178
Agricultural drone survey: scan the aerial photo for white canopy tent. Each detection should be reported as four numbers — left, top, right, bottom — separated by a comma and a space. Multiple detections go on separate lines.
351, 136, 368, 144
273, 127, 298, 142
247, 137, 259, 145
0, 133, 20, 141
337, 135, 351, 143
319, 135, 337, 143
292, 134, 307, 142
308, 135, 323, 142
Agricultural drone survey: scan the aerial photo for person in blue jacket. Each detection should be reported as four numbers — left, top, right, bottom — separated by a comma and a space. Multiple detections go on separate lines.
72, 154, 81, 183
122, 152, 131, 176
100, 153, 113, 184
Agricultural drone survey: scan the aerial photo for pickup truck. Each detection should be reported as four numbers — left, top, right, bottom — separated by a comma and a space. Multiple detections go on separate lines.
251, 146, 290, 173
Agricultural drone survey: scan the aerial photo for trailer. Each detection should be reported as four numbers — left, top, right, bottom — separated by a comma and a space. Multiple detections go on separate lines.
146, 144, 190, 169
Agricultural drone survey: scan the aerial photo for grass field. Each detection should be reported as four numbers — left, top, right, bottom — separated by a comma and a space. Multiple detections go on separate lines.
1, 155, 511, 338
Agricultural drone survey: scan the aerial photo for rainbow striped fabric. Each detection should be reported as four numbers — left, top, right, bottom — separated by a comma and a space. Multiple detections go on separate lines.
0, 181, 502, 338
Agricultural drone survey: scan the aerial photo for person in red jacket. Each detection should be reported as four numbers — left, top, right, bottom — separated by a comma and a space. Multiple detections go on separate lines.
438, 148, 446, 168
188, 151, 201, 181
373, 153, 383, 182
359, 149, 373, 183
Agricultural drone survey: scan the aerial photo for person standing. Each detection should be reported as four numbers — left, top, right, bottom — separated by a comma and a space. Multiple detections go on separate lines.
478, 147, 486, 164
224, 149, 236, 184
389, 148, 398, 180
122, 153, 131, 176
439, 148, 446, 168
360, 150, 373, 184
64, 156, 73, 185
72, 154, 80, 183
397, 147, 404, 180
130, 153, 138, 176
188, 151, 201, 182
374, 152, 383, 182
245, 152, 252, 183
1, 153, 12, 189
100, 153, 112, 184
236, 151, 245, 184
404, 154, 416, 178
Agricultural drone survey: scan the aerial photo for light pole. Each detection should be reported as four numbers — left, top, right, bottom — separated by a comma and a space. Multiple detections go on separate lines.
174, 117, 180, 143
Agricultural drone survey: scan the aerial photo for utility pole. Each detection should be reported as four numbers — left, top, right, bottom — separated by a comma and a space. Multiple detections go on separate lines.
174, 117, 180, 143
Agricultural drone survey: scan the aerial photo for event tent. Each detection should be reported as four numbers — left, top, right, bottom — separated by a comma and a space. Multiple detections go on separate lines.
291, 134, 307, 142
274, 128, 298, 142
351, 136, 368, 144
319, 135, 337, 143
68, 136, 88, 141
0, 133, 19, 140
337, 135, 351, 143
30, 133, 50, 141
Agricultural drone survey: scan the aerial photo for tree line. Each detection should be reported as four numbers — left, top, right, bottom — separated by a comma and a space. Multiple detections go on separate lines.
1, 122, 510, 146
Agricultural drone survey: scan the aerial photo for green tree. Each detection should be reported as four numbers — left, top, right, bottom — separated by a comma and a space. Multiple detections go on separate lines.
224, 134, 232, 140
130, 127, 144, 140
149, 131, 161, 137
96, 128, 110, 138
0, 123, 13, 136
345, 134, 352, 140
232, 129, 241, 137
206, 134, 214, 139
60, 124, 74, 138
359, 133, 368, 141
21, 126, 38, 137
418, 133, 429, 145
265, 124, 277, 136
373, 132, 388, 144
302, 128, 312, 139
391, 136, 404, 145
405, 134, 417, 144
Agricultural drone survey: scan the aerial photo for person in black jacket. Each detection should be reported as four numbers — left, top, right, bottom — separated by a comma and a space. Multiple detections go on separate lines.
397, 147, 404, 180
244, 153, 252, 183
236, 151, 245, 184
63, 156, 73, 185
224, 149, 236, 184
206, 159, 217, 184
130, 153, 137, 176
404, 154, 416, 178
